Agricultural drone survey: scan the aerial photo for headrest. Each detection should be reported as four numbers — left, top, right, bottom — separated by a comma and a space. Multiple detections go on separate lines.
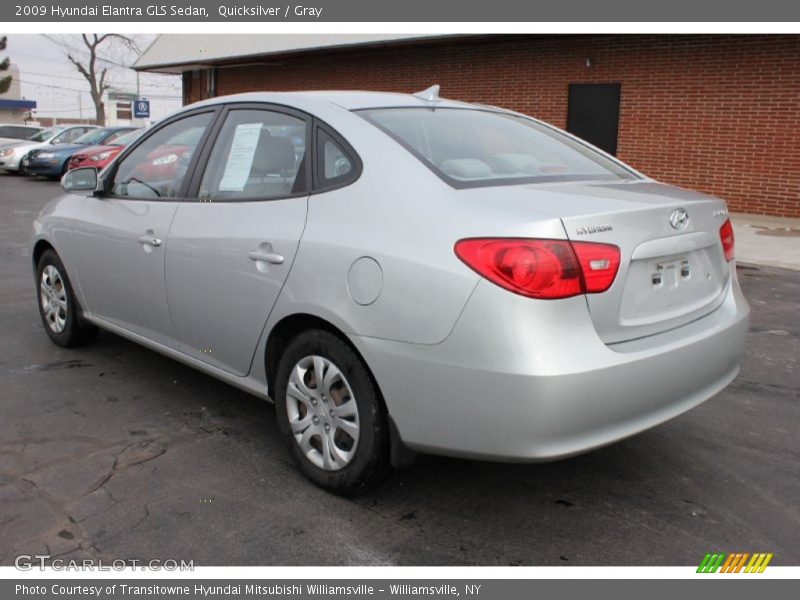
439, 158, 492, 179
487, 153, 542, 175
252, 134, 296, 174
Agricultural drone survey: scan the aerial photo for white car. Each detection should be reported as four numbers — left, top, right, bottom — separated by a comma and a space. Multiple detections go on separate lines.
0, 123, 44, 146
0, 125, 98, 173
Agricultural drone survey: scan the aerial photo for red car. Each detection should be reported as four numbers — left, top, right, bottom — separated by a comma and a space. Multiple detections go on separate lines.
68, 129, 143, 171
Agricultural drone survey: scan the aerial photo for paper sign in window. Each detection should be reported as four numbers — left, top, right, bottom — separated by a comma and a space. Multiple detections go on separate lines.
219, 123, 262, 192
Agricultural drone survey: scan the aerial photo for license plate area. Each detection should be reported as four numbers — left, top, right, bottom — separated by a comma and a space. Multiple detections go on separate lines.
650, 256, 692, 289
619, 248, 727, 327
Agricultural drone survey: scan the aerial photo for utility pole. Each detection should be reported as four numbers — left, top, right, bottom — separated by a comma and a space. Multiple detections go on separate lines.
78, 92, 83, 121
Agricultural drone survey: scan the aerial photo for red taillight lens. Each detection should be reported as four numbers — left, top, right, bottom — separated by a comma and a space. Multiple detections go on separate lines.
719, 219, 735, 262
454, 238, 620, 299
571, 241, 621, 293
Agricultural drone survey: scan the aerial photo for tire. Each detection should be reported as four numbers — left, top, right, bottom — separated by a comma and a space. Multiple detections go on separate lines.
36, 249, 98, 347
274, 329, 390, 495
54, 161, 69, 180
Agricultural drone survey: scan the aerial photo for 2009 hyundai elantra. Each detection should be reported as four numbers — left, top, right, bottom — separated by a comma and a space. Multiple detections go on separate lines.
31, 87, 750, 494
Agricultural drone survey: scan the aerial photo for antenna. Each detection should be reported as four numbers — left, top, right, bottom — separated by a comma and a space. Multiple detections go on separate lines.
413, 85, 441, 103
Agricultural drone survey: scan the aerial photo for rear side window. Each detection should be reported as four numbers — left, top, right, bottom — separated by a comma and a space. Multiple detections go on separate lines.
315, 128, 359, 191
359, 107, 636, 189
198, 108, 308, 201
0, 126, 38, 139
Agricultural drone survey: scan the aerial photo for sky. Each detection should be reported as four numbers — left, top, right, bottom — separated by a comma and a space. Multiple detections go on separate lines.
3, 34, 183, 122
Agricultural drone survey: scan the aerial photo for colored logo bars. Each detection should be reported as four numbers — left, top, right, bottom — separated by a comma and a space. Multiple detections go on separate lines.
697, 553, 773, 573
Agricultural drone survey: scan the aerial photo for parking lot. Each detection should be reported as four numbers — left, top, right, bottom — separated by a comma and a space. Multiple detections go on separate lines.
0, 174, 798, 566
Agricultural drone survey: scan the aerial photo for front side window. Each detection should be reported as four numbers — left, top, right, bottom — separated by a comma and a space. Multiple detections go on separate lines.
359, 108, 637, 188
110, 112, 212, 199
198, 109, 307, 201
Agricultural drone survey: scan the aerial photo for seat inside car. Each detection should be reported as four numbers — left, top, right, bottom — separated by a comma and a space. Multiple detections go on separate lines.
243, 134, 298, 197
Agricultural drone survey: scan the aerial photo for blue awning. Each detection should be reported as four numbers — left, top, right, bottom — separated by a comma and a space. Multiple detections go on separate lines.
0, 99, 37, 110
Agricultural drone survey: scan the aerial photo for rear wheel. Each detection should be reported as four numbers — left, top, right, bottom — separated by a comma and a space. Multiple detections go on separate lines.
274, 329, 390, 495
36, 250, 98, 347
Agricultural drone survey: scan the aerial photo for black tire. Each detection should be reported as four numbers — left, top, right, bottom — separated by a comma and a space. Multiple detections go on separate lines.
54, 161, 69, 180
274, 329, 390, 495
36, 249, 98, 347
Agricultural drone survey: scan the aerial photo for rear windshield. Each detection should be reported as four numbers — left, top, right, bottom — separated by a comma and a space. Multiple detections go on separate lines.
359, 107, 637, 188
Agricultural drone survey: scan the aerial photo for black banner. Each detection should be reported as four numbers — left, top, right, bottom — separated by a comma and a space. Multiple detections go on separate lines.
4, 0, 800, 22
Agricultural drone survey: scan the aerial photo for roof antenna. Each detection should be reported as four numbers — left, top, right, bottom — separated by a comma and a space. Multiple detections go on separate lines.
413, 84, 441, 103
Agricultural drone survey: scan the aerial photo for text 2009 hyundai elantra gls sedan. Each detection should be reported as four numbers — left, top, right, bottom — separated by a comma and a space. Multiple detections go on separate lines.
32, 87, 749, 494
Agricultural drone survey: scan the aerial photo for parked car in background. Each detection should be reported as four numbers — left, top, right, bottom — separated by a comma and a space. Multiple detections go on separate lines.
124, 124, 206, 183
25, 127, 137, 179
0, 125, 98, 173
32, 89, 750, 494
68, 129, 144, 172
0, 123, 44, 146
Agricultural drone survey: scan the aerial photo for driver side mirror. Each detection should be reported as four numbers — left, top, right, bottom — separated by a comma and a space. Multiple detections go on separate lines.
61, 167, 98, 194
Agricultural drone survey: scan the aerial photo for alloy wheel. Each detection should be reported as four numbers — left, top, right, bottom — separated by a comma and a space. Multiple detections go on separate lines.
39, 265, 67, 333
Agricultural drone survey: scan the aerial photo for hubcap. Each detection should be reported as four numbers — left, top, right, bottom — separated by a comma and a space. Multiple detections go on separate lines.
39, 265, 67, 334
286, 355, 360, 471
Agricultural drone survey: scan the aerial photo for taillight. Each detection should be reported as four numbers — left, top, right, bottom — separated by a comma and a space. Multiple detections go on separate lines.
454, 238, 620, 300
719, 219, 735, 262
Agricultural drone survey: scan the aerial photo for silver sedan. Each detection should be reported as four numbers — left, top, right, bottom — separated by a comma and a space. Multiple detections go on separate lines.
31, 88, 750, 494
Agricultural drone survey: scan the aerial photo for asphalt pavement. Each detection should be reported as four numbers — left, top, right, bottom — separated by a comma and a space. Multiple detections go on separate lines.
1, 174, 798, 566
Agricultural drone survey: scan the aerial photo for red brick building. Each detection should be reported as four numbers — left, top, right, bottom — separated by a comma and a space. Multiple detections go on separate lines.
135, 34, 800, 218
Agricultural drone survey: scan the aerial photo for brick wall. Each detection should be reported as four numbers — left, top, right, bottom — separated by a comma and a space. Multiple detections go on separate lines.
186, 35, 800, 218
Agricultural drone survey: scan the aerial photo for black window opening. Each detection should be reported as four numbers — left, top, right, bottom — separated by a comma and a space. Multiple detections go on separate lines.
567, 83, 621, 156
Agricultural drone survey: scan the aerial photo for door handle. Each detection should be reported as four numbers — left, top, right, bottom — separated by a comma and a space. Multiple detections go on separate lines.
138, 234, 162, 247
248, 250, 285, 265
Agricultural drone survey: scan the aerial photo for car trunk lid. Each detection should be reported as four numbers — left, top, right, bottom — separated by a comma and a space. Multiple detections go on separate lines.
489, 180, 732, 343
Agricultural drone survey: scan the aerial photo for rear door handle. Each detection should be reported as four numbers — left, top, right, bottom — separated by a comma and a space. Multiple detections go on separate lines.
138, 234, 162, 247
248, 250, 284, 265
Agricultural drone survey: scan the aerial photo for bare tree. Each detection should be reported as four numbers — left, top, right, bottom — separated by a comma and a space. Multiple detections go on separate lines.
0, 36, 12, 95
45, 34, 139, 125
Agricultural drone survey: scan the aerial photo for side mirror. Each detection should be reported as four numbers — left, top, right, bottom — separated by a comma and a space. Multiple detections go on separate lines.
61, 167, 98, 194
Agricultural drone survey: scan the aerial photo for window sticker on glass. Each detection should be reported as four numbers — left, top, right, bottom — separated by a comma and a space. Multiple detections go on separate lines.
218, 123, 262, 192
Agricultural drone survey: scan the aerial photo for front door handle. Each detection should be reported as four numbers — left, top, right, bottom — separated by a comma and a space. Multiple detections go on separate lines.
138, 234, 162, 247
248, 250, 285, 265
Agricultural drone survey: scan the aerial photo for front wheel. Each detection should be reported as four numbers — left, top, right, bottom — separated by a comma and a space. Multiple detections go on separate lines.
36, 249, 98, 347
274, 329, 390, 495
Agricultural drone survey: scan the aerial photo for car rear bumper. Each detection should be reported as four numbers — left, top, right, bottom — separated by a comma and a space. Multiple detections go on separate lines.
350, 266, 750, 461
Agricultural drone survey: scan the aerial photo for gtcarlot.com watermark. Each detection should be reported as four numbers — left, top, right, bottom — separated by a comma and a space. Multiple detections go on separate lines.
15, 554, 194, 571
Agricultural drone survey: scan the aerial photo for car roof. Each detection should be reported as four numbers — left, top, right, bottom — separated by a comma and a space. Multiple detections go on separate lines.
191, 90, 477, 112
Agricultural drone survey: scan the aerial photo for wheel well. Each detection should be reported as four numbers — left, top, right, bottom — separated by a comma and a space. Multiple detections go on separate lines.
264, 313, 417, 468
32, 240, 55, 269
265, 314, 355, 395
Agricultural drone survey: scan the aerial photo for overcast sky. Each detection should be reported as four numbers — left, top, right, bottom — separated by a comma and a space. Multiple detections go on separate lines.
4, 34, 183, 121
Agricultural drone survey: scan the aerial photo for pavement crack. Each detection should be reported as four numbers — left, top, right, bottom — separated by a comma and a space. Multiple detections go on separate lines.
130, 504, 151, 533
